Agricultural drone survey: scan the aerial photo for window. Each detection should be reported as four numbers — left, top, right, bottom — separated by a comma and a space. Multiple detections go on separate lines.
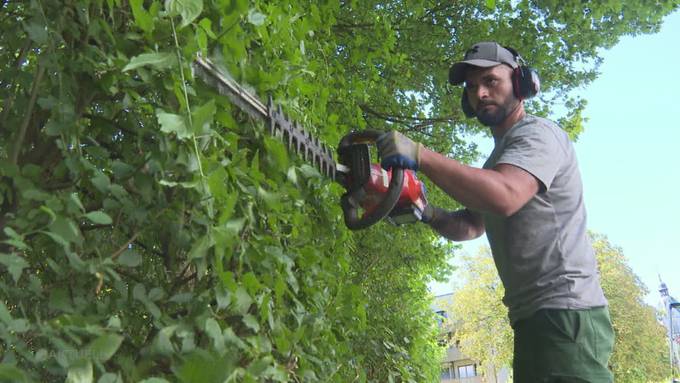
440, 363, 453, 379
457, 364, 477, 378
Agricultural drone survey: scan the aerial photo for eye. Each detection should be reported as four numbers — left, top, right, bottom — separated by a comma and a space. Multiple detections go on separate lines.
486, 78, 499, 88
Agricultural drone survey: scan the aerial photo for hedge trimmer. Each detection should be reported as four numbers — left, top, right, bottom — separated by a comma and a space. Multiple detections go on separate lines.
193, 56, 427, 230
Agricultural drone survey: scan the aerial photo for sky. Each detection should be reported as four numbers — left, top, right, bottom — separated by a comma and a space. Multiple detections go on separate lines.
430, 11, 680, 307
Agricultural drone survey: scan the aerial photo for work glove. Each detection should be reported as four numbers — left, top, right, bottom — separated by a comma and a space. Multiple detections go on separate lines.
376, 130, 424, 171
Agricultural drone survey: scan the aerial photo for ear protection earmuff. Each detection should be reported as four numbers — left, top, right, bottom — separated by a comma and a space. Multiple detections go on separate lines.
459, 46, 540, 119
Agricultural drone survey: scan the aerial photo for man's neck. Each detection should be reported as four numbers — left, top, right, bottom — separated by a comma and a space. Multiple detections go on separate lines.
491, 102, 526, 139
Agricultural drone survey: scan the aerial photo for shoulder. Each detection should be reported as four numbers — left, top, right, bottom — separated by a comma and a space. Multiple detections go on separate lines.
505, 115, 570, 150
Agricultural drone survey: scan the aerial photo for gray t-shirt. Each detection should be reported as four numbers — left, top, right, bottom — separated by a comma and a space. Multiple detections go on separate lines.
481, 115, 607, 324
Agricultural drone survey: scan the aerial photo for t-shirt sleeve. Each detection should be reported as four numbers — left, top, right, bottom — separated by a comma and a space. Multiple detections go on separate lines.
495, 123, 566, 191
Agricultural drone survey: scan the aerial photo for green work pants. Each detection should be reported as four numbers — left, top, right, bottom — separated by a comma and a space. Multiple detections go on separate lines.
513, 307, 615, 383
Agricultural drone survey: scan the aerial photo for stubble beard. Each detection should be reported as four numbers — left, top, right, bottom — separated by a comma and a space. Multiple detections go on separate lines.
476, 97, 519, 127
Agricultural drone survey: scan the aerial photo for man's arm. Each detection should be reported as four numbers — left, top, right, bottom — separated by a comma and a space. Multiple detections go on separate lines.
419, 147, 539, 217
425, 207, 485, 241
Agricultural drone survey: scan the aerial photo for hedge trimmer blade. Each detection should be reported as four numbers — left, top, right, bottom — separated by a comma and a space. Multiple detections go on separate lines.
192, 56, 338, 180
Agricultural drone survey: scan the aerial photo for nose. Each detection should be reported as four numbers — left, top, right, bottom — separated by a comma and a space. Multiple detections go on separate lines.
475, 84, 489, 100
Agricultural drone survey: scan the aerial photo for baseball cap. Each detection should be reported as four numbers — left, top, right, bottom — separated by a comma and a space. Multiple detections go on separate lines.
449, 42, 519, 85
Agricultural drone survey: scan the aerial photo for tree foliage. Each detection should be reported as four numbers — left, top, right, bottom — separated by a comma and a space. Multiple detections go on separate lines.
448, 236, 671, 382
593, 234, 670, 383
0, 0, 677, 381
447, 248, 512, 380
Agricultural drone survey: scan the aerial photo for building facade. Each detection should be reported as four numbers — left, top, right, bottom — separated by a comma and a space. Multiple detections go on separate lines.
433, 293, 510, 383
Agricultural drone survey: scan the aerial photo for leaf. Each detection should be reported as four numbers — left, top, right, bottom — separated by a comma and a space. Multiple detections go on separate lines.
0, 365, 30, 383
204, 318, 225, 351
0, 253, 29, 283
48, 217, 83, 245
24, 21, 48, 44
247, 9, 266, 26
192, 99, 216, 134
66, 359, 93, 383
188, 233, 214, 260
98, 373, 123, 383
84, 211, 113, 225
87, 333, 124, 362
123, 52, 176, 72
485, 0, 496, 9
138, 379, 171, 383
156, 110, 191, 140
130, 0, 155, 33
117, 250, 142, 267
70, 193, 86, 213
165, 0, 203, 28
91, 172, 111, 193
242, 314, 260, 332
3, 227, 28, 250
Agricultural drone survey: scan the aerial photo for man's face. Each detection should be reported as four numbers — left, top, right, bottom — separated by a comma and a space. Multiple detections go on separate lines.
464, 65, 519, 127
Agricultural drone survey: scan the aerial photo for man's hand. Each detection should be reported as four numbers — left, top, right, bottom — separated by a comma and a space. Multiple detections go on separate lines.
376, 131, 423, 171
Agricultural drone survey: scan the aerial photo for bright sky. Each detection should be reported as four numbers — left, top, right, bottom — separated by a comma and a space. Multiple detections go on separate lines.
430, 11, 680, 307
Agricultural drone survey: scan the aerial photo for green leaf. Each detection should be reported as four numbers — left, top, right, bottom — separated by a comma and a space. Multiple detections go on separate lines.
204, 318, 225, 351
188, 233, 214, 260
69, 193, 86, 213
84, 211, 113, 225
165, 0, 203, 28
48, 217, 83, 245
152, 326, 177, 355
485, 0, 496, 9
123, 52, 176, 72
98, 373, 123, 383
66, 359, 93, 383
247, 9, 266, 26
192, 99, 216, 134
130, 0, 155, 33
0, 365, 30, 383
91, 172, 111, 193
138, 379, 170, 383
156, 110, 191, 140
24, 22, 48, 44
3, 227, 28, 250
242, 314, 260, 332
117, 249, 142, 267
0, 253, 29, 283
87, 333, 124, 362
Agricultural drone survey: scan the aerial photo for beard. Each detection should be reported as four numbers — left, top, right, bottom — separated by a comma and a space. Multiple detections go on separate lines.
475, 98, 519, 127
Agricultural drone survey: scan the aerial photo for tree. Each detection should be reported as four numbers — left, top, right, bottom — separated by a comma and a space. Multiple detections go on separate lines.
446, 248, 513, 381
447, 236, 670, 382
0, 0, 677, 381
592, 234, 670, 383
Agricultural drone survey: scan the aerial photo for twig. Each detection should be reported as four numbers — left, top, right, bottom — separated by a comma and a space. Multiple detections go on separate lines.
111, 232, 140, 260
10, 63, 45, 165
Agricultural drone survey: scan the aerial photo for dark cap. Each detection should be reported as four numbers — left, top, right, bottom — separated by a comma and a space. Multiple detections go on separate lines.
449, 42, 519, 85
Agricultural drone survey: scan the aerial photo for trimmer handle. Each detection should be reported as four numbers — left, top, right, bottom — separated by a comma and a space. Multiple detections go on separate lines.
338, 130, 405, 230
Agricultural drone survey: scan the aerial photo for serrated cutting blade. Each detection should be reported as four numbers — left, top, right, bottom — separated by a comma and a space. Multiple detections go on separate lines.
192, 55, 339, 180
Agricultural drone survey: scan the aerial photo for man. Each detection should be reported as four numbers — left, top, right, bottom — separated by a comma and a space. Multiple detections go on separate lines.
377, 42, 614, 382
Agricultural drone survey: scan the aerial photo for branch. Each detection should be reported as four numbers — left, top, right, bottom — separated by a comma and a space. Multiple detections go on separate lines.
10, 63, 46, 165
0, 38, 32, 132
111, 231, 140, 260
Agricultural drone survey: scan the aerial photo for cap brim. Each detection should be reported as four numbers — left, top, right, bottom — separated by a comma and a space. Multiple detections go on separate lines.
448, 59, 503, 85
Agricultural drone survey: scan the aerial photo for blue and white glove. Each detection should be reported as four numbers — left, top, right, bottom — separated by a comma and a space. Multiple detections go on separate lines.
376, 130, 424, 171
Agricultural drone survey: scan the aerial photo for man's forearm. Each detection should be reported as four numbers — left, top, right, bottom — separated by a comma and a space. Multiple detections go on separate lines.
418, 147, 537, 216
426, 208, 485, 241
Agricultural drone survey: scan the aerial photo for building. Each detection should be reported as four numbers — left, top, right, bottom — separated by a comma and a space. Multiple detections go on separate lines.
432, 293, 510, 383
659, 277, 680, 380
